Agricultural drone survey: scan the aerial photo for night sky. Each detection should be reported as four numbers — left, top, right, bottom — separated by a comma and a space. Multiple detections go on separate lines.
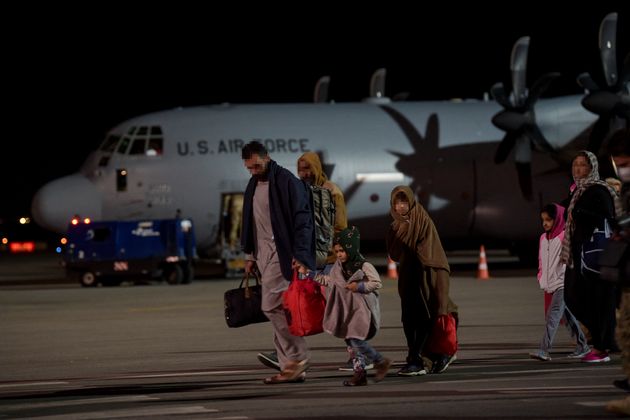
2, 6, 628, 229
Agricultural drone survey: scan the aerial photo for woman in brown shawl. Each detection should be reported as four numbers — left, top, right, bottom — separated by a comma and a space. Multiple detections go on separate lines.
386, 185, 458, 375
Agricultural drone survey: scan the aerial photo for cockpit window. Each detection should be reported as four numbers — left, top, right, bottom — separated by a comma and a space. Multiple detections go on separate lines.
105, 126, 164, 157
129, 139, 147, 155
147, 138, 163, 156
117, 137, 131, 154
99, 135, 120, 152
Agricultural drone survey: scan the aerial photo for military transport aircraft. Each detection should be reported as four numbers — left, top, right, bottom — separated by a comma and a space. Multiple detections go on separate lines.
31, 13, 627, 261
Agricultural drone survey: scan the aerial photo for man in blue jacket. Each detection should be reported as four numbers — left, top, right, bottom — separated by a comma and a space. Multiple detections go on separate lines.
241, 141, 315, 384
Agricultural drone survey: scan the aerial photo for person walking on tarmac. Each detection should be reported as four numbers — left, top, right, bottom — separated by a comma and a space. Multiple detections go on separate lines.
257, 151, 355, 372
529, 203, 590, 361
386, 185, 458, 375
240, 141, 315, 384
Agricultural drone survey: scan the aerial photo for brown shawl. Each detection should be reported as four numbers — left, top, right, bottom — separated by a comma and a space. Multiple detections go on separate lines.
389, 185, 450, 273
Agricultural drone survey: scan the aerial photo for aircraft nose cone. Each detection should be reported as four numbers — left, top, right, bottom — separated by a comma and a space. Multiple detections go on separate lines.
31, 174, 103, 233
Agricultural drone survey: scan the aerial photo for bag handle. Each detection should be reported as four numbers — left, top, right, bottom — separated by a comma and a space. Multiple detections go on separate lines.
239, 271, 261, 298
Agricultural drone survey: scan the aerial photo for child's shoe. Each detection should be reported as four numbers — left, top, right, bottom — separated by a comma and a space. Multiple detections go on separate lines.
529, 350, 551, 361
343, 369, 367, 386
566, 347, 590, 359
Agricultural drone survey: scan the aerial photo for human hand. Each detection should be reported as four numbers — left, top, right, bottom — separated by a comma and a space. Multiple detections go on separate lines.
244, 260, 255, 274
291, 258, 309, 275
345, 282, 359, 292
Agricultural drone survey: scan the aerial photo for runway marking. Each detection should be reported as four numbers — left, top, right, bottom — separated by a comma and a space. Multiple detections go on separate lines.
0, 381, 67, 388
2, 395, 159, 410
113, 370, 257, 379
25, 405, 218, 419
577, 401, 609, 407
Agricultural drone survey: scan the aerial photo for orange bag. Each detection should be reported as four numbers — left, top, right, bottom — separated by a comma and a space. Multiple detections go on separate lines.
283, 271, 326, 336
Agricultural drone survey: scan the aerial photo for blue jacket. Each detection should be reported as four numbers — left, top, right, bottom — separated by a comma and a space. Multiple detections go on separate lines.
241, 160, 315, 280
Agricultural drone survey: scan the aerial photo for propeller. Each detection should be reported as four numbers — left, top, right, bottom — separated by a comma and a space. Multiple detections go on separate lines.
313, 76, 330, 103
490, 36, 560, 200
577, 12, 630, 153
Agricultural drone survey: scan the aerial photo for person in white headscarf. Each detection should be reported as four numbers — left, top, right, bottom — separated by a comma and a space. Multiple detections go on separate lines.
561, 150, 622, 363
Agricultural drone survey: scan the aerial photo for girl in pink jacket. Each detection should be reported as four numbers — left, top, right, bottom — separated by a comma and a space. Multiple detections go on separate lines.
529, 203, 590, 361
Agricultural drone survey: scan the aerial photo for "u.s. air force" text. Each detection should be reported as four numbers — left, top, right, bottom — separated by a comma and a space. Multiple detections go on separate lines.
176, 138, 310, 156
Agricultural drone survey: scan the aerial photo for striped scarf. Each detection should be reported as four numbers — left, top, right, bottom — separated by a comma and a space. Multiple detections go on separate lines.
560, 150, 622, 267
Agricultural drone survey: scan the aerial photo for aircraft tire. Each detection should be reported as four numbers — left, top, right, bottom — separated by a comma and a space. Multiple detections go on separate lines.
164, 264, 183, 285
182, 264, 194, 284
79, 271, 98, 287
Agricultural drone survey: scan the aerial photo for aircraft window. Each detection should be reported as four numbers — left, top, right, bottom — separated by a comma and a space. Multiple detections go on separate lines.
137, 126, 148, 135
128, 139, 147, 155
99, 135, 120, 152
127, 127, 137, 135
116, 169, 127, 191
147, 138, 163, 156
150, 126, 163, 135
117, 137, 131, 154
98, 156, 110, 167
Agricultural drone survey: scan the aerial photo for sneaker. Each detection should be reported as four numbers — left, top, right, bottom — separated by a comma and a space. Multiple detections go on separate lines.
529, 350, 551, 361
338, 359, 374, 371
566, 348, 591, 359
581, 350, 610, 363
257, 351, 280, 371
397, 364, 427, 376
431, 354, 457, 374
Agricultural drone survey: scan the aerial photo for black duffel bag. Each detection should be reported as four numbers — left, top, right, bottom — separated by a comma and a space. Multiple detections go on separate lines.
224, 272, 269, 328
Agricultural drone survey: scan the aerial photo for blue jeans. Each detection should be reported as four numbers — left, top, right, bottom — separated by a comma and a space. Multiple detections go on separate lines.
540, 288, 589, 353
345, 338, 383, 371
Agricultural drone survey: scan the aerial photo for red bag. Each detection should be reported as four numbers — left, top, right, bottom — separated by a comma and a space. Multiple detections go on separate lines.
426, 314, 458, 355
282, 271, 326, 336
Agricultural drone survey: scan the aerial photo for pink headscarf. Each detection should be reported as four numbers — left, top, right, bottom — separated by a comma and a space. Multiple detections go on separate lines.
547, 203, 565, 240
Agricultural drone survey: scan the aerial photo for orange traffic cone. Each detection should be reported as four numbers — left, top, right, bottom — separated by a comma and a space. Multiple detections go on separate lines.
477, 245, 490, 280
387, 256, 398, 280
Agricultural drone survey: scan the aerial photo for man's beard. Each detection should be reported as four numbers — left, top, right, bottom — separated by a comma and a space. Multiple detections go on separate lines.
254, 171, 269, 182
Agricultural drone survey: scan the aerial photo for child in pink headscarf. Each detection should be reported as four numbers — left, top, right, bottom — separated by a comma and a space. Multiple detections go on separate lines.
529, 203, 590, 361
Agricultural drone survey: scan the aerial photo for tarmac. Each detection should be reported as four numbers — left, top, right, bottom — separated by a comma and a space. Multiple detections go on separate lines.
1, 250, 626, 418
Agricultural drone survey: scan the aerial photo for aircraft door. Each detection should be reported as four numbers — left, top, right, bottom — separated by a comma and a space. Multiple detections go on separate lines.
219, 192, 245, 277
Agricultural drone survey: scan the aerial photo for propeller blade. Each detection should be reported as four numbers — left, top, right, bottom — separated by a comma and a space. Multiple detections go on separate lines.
491, 109, 530, 131
510, 36, 530, 107
313, 76, 330, 103
577, 72, 600, 92
514, 135, 532, 164
370, 68, 386, 98
582, 90, 620, 115
526, 124, 555, 154
525, 72, 561, 107
515, 162, 534, 201
491, 82, 511, 108
599, 12, 618, 88
494, 132, 518, 164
